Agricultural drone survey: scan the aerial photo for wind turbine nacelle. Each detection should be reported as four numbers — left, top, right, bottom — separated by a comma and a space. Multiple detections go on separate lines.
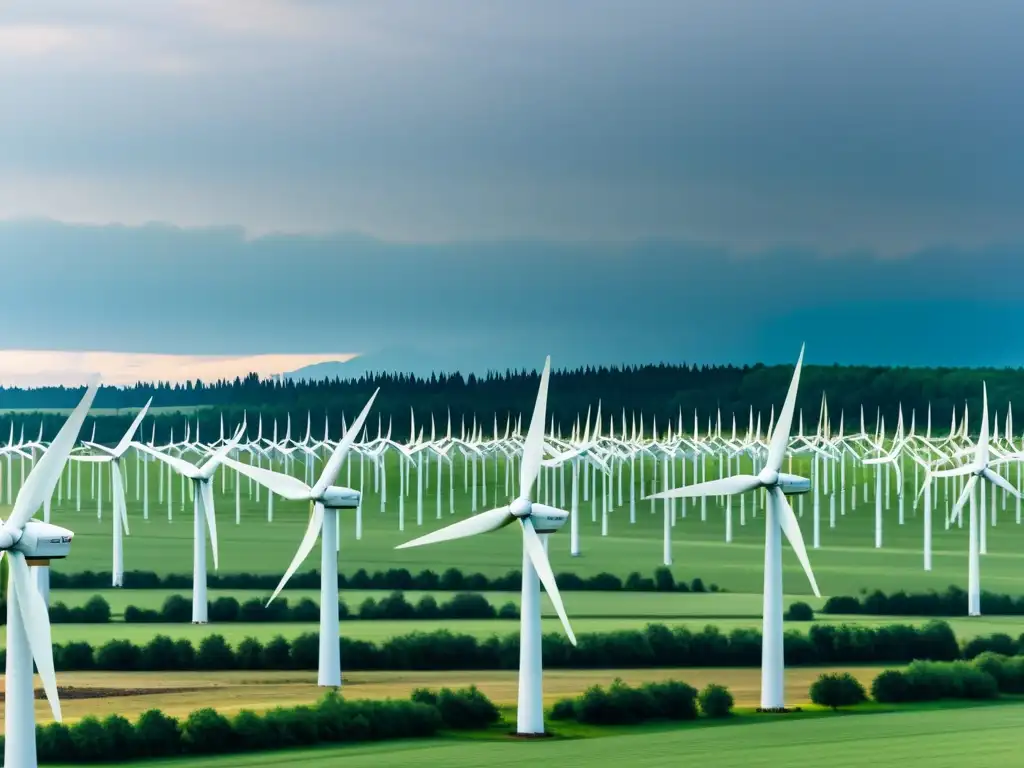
532, 507, 569, 534
321, 486, 361, 509
778, 473, 811, 495
16, 521, 73, 562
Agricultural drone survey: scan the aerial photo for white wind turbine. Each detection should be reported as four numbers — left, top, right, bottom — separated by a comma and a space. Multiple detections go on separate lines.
133, 426, 245, 623
72, 399, 153, 587
396, 356, 577, 736
927, 383, 1022, 617
220, 389, 379, 687
647, 345, 819, 710
3, 377, 99, 768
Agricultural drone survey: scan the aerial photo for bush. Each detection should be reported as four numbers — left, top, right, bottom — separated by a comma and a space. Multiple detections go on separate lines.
809, 672, 867, 710
548, 697, 576, 720
558, 678, 698, 725
698, 683, 734, 718
134, 709, 181, 757
434, 686, 501, 729
871, 669, 911, 703
784, 602, 815, 621
972, 652, 1024, 693
181, 708, 235, 753
871, 661, 999, 703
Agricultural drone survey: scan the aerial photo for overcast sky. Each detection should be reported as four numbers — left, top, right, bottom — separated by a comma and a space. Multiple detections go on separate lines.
1, 1, 1022, 382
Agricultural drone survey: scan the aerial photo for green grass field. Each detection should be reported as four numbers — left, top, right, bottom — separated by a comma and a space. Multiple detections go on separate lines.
49, 700, 1024, 767
28, 449, 1021, 598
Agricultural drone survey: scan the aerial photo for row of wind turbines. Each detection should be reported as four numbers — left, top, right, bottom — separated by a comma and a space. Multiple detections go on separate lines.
2, 349, 1021, 764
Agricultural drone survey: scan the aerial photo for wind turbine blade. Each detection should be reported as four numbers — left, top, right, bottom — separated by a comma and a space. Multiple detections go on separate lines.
951, 475, 978, 524
976, 383, 990, 467
268, 503, 324, 605
10, 552, 61, 721
395, 506, 514, 549
311, 389, 379, 498
200, 481, 219, 571
519, 357, 552, 500
132, 442, 201, 479
220, 456, 312, 500
766, 345, 805, 473
520, 515, 576, 645
198, 426, 246, 480
8, 376, 99, 530
930, 465, 975, 479
114, 398, 153, 456
982, 467, 1022, 500
646, 474, 761, 500
771, 486, 820, 598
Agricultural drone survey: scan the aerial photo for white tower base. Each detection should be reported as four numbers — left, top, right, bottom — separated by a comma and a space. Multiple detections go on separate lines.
5, 575, 38, 768
761, 492, 784, 709
319, 505, 342, 687
192, 485, 208, 623
516, 538, 544, 735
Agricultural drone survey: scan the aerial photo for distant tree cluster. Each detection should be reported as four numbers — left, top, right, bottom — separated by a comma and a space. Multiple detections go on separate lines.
4, 362, 1023, 442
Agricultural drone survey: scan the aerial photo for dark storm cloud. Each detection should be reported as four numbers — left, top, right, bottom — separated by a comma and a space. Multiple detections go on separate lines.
1, 1, 1023, 248
0, 220, 1015, 369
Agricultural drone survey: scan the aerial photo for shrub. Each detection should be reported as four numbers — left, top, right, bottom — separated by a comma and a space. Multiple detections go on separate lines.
160, 594, 192, 622
181, 708, 235, 754
785, 601, 815, 621
434, 686, 501, 729
642, 681, 698, 720
68, 716, 112, 761
809, 672, 867, 710
698, 683, 734, 718
871, 661, 999, 703
564, 679, 698, 725
973, 652, 1024, 693
548, 697, 576, 720
872, 669, 911, 703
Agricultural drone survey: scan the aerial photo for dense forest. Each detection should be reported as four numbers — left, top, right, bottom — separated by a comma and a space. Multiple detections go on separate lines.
1, 363, 1021, 443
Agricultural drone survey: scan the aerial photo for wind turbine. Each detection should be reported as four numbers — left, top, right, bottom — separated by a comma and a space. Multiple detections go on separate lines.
396, 356, 576, 736
72, 398, 153, 587
927, 383, 1022, 616
133, 426, 245, 622
646, 345, 819, 710
3, 377, 98, 768
220, 389, 379, 687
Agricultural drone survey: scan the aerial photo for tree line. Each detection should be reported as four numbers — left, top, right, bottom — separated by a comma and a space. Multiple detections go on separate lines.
3, 362, 1022, 442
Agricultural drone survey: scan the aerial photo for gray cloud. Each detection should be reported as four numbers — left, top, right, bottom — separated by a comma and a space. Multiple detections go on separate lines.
2, 1, 1023, 250
0, 220, 1014, 370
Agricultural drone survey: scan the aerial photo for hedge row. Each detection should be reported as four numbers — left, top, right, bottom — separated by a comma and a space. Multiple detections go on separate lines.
549, 679, 734, 724
15, 620, 1001, 673
125, 592, 517, 623
49, 567, 720, 593
822, 586, 1024, 617
30, 688, 497, 763
809, 654, 1024, 708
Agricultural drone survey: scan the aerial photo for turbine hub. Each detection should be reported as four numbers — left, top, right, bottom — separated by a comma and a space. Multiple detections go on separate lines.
509, 497, 532, 518
758, 468, 779, 487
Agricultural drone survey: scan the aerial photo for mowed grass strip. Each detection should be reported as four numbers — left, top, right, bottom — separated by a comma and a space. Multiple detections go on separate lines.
48, 699, 1024, 768
15, 666, 886, 726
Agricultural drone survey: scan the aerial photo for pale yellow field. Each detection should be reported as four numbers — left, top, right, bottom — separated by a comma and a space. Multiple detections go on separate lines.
13, 665, 888, 726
